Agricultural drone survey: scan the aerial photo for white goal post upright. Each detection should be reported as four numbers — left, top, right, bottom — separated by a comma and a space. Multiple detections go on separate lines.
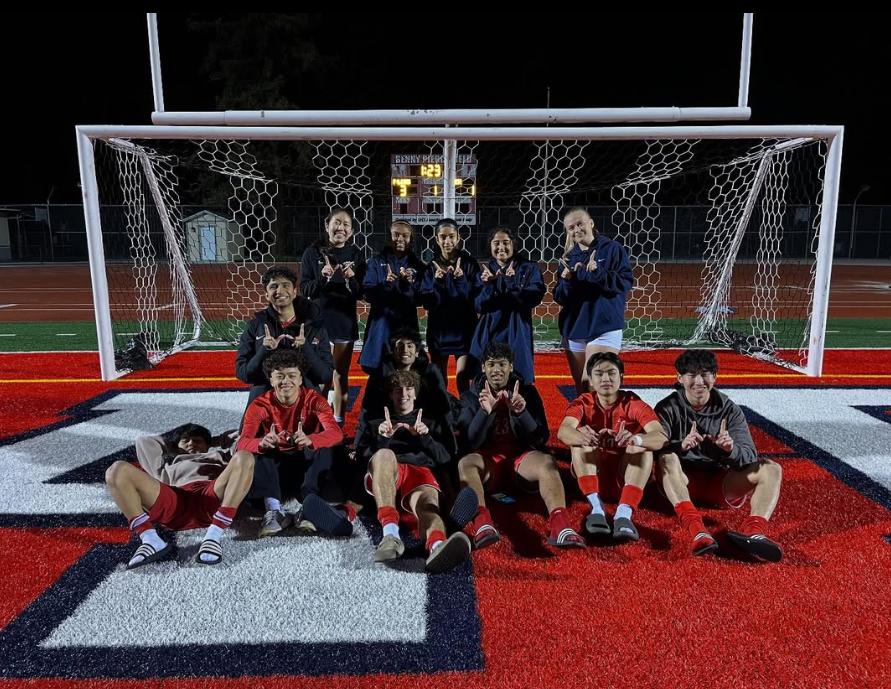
77, 130, 117, 382
808, 127, 843, 377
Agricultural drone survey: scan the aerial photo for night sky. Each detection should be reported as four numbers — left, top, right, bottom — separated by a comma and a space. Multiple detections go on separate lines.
1, 13, 886, 204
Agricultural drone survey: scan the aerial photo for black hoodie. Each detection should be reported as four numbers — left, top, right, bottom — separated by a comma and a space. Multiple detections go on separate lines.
355, 408, 453, 468
456, 372, 549, 454
300, 241, 366, 341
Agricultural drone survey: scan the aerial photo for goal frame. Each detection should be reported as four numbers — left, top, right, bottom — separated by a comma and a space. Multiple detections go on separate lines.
76, 124, 843, 381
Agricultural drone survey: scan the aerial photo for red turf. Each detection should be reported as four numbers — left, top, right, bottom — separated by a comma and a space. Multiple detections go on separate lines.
0, 350, 890, 687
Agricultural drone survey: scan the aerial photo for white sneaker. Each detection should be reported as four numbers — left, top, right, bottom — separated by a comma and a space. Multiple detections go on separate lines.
259, 509, 292, 537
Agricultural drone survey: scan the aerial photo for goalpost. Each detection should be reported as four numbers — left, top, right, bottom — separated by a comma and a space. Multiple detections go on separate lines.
76, 124, 843, 381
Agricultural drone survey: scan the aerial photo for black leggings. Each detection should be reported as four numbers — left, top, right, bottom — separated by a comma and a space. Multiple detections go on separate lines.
246, 447, 333, 502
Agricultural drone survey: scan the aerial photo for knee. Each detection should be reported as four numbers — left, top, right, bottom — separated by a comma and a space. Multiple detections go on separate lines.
415, 487, 440, 511
571, 446, 596, 466
231, 450, 255, 473
533, 452, 559, 477
458, 454, 483, 478
633, 450, 654, 470
105, 460, 132, 487
757, 459, 782, 484
658, 453, 682, 479
371, 449, 397, 475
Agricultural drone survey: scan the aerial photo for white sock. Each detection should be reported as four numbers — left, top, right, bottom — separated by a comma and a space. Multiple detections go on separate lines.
586, 493, 605, 516
383, 523, 400, 539
334, 415, 344, 424
264, 497, 282, 514
327, 390, 336, 406
128, 528, 167, 567
615, 503, 633, 521
139, 528, 166, 550
198, 524, 226, 563
204, 523, 225, 543
429, 539, 445, 553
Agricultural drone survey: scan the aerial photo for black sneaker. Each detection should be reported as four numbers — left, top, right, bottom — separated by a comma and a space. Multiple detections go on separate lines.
302, 494, 353, 537
726, 531, 782, 562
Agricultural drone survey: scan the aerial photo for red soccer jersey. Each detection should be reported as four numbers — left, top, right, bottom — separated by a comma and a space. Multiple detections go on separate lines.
487, 404, 522, 456
238, 388, 342, 453
564, 390, 658, 455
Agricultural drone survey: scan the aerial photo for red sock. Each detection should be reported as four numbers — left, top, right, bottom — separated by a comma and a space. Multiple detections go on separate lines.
619, 485, 644, 510
674, 501, 711, 541
426, 529, 447, 552
338, 503, 357, 523
473, 505, 494, 530
211, 506, 237, 530
549, 507, 571, 532
377, 506, 399, 528
129, 512, 153, 536
741, 515, 769, 537
578, 475, 599, 496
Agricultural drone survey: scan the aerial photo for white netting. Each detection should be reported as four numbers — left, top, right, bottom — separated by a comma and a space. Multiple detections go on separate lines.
610, 140, 699, 348
106, 139, 201, 364
197, 140, 278, 344
91, 135, 829, 378
518, 141, 591, 346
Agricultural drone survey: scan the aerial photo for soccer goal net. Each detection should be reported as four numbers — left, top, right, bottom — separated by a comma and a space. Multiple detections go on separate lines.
79, 127, 839, 380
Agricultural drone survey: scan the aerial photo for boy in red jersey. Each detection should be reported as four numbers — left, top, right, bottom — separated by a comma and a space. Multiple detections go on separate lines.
557, 352, 666, 541
239, 348, 353, 539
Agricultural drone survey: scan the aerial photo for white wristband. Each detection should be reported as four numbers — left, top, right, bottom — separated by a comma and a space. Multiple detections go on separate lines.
632, 435, 644, 447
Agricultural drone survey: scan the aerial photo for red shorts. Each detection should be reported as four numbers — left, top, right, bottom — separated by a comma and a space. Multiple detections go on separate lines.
364, 462, 441, 512
470, 449, 536, 491
682, 466, 748, 508
572, 450, 655, 503
147, 480, 222, 531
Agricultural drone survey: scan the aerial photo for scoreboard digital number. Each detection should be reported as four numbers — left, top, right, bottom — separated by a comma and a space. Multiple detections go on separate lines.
390, 154, 477, 225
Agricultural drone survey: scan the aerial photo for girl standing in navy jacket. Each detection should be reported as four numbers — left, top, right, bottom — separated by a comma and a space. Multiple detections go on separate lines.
300, 207, 367, 424
554, 206, 633, 394
420, 218, 479, 393
469, 227, 545, 383
359, 221, 425, 373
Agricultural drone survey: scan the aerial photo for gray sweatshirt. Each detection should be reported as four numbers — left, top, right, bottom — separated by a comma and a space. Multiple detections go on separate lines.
135, 435, 233, 488
654, 386, 757, 469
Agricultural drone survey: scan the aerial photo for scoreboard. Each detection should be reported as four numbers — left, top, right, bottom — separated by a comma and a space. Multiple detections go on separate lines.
390, 154, 477, 225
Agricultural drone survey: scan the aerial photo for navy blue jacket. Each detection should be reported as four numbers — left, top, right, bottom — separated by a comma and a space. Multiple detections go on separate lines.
358, 246, 425, 371
553, 235, 633, 341
420, 248, 480, 356
300, 241, 366, 342
469, 253, 545, 383
235, 300, 334, 412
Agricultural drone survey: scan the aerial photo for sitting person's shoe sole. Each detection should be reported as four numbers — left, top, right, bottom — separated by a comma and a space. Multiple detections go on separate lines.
303, 494, 353, 537
425, 533, 472, 573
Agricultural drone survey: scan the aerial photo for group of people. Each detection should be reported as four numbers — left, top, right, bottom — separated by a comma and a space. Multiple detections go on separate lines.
104, 207, 784, 574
